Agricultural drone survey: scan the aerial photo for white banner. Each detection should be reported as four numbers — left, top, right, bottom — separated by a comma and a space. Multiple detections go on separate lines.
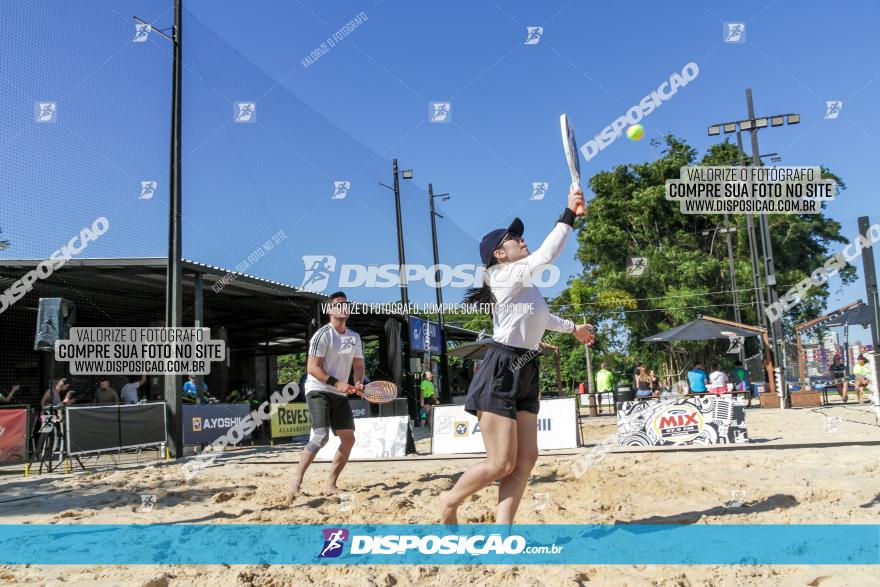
430, 398, 579, 455
313, 416, 408, 461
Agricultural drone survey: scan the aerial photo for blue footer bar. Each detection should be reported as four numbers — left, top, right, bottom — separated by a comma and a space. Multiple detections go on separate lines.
1, 524, 878, 565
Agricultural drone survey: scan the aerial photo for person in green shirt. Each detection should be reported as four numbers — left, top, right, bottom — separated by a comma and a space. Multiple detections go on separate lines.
420, 371, 437, 428
853, 355, 873, 404
595, 363, 614, 412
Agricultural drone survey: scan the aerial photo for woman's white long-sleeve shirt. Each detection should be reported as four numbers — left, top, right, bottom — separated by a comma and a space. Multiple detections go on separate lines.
487, 212, 576, 350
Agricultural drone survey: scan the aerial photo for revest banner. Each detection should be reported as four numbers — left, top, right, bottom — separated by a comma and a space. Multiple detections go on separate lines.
270, 403, 311, 438
314, 416, 408, 461
431, 398, 579, 455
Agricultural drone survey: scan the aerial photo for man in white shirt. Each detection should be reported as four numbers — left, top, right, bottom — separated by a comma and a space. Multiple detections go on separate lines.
291, 291, 365, 495
120, 375, 147, 404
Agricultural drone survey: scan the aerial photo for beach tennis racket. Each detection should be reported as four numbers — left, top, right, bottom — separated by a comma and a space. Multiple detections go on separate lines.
348, 380, 398, 404
560, 114, 585, 216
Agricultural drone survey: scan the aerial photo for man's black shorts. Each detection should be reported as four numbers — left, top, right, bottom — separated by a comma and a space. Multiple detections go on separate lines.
464, 341, 540, 419
306, 390, 355, 432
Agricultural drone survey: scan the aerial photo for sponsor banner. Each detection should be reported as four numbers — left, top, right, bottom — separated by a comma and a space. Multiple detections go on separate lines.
408, 316, 443, 354
0, 524, 876, 565
313, 416, 408, 461
348, 398, 371, 419
617, 396, 748, 446
269, 403, 311, 438
431, 398, 578, 455
0, 408, 28, 463
183, 404, 252, 445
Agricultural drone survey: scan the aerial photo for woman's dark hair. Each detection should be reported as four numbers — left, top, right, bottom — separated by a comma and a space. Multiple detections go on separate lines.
711, 362, 721, 371
463, 258, 497, 312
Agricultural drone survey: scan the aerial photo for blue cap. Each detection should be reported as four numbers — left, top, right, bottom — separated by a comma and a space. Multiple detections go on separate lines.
479, 217, 524, 266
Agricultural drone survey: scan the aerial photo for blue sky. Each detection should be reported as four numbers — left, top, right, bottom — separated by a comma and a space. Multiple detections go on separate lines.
2, 0, 878, 334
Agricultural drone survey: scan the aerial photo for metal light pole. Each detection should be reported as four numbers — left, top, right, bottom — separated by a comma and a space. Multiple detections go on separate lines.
380, 161, 415, 420
857, 216, 880, 421
736, 130, 767, 330
135, 1, 183, 456
707, 90, 800, 408
428, 183, 452, 404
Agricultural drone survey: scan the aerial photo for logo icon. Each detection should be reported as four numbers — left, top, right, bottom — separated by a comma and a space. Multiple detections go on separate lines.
35, 101, 57, 123
338, 494, 355, 513
824, 101, 843, 120
133, 23, 151, 42
725, 489, 746, 509
332, 181, 350, 200
140, 181, 157, 200
136, 494, 157, 513
234, 101, 256, 123
723, 22, 745, 43
192, 417, 202, 432
319, 528, 349, 558
453, 421, 469, 437
430, 101, 452, 123
825, 415, 843, 434
530, 182, 549, 201
626, 256, 648, 277
726, 336, 744, 354
524, 26, 544, 45
652, 406, 704, 443
533, 492, 549, 510
300, 255, 337, 292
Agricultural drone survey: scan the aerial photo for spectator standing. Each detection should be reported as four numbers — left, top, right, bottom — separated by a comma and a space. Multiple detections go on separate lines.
93, 377, 120, 405
420, 371, 437, 429
0, 384, 20, 403
120, 375, 147, 404
853, 355, 872, 404
42, 378, 74, 407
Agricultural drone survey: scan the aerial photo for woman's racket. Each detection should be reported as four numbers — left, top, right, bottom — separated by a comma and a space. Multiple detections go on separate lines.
348, 380, 398, 404
560, 113, 585, 216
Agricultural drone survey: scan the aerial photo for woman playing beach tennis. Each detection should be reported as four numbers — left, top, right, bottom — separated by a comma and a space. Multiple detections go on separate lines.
439, 186, 594, 524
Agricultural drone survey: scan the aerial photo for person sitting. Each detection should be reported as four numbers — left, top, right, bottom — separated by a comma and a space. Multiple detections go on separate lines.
649, 370, 661, 394
687, 362, 708, 394
829, 354, 849, 403
708, 362, 729, 395
730, 360, 752, 406
635, 367, 653, 398
853, 355, 872, 404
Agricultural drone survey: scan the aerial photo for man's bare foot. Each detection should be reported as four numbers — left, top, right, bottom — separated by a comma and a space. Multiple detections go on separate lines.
322, 484, 340, 495
439, 491, 458, 524
290, 478, 303, 494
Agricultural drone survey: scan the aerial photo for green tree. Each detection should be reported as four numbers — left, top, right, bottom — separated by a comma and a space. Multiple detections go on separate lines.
559, 135, 852, 380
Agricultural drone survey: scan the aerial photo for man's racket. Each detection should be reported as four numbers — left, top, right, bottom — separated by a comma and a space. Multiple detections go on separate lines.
349, 380, 398, 404
560, 114, 585, 216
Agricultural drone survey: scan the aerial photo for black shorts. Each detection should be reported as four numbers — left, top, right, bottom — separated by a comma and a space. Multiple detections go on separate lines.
423, 396, 437, 406
465, 341, 540, 419
306, 390, 355, 432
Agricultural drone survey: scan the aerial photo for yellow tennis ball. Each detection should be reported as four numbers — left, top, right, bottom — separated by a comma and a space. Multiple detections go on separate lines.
626, 124, 645, 141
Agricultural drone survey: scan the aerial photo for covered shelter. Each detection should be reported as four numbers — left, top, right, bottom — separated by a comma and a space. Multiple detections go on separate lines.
0, 257, 479, 408
794, 300, 873, 388
642, 315, 776, 396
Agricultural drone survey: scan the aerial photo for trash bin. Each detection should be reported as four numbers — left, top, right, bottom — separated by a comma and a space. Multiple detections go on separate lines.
614, 385, 634, 404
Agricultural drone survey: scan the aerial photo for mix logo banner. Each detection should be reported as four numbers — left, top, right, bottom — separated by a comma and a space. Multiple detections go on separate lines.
617, 396, 748, 446
183, 404, 253, 445
431, 398, 579, 454
269, 403, 311, 438
0, 409, 28, 463
313, 416, 408, 461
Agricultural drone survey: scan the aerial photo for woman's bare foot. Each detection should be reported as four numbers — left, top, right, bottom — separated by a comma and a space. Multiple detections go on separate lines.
439, 491, 458, 524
